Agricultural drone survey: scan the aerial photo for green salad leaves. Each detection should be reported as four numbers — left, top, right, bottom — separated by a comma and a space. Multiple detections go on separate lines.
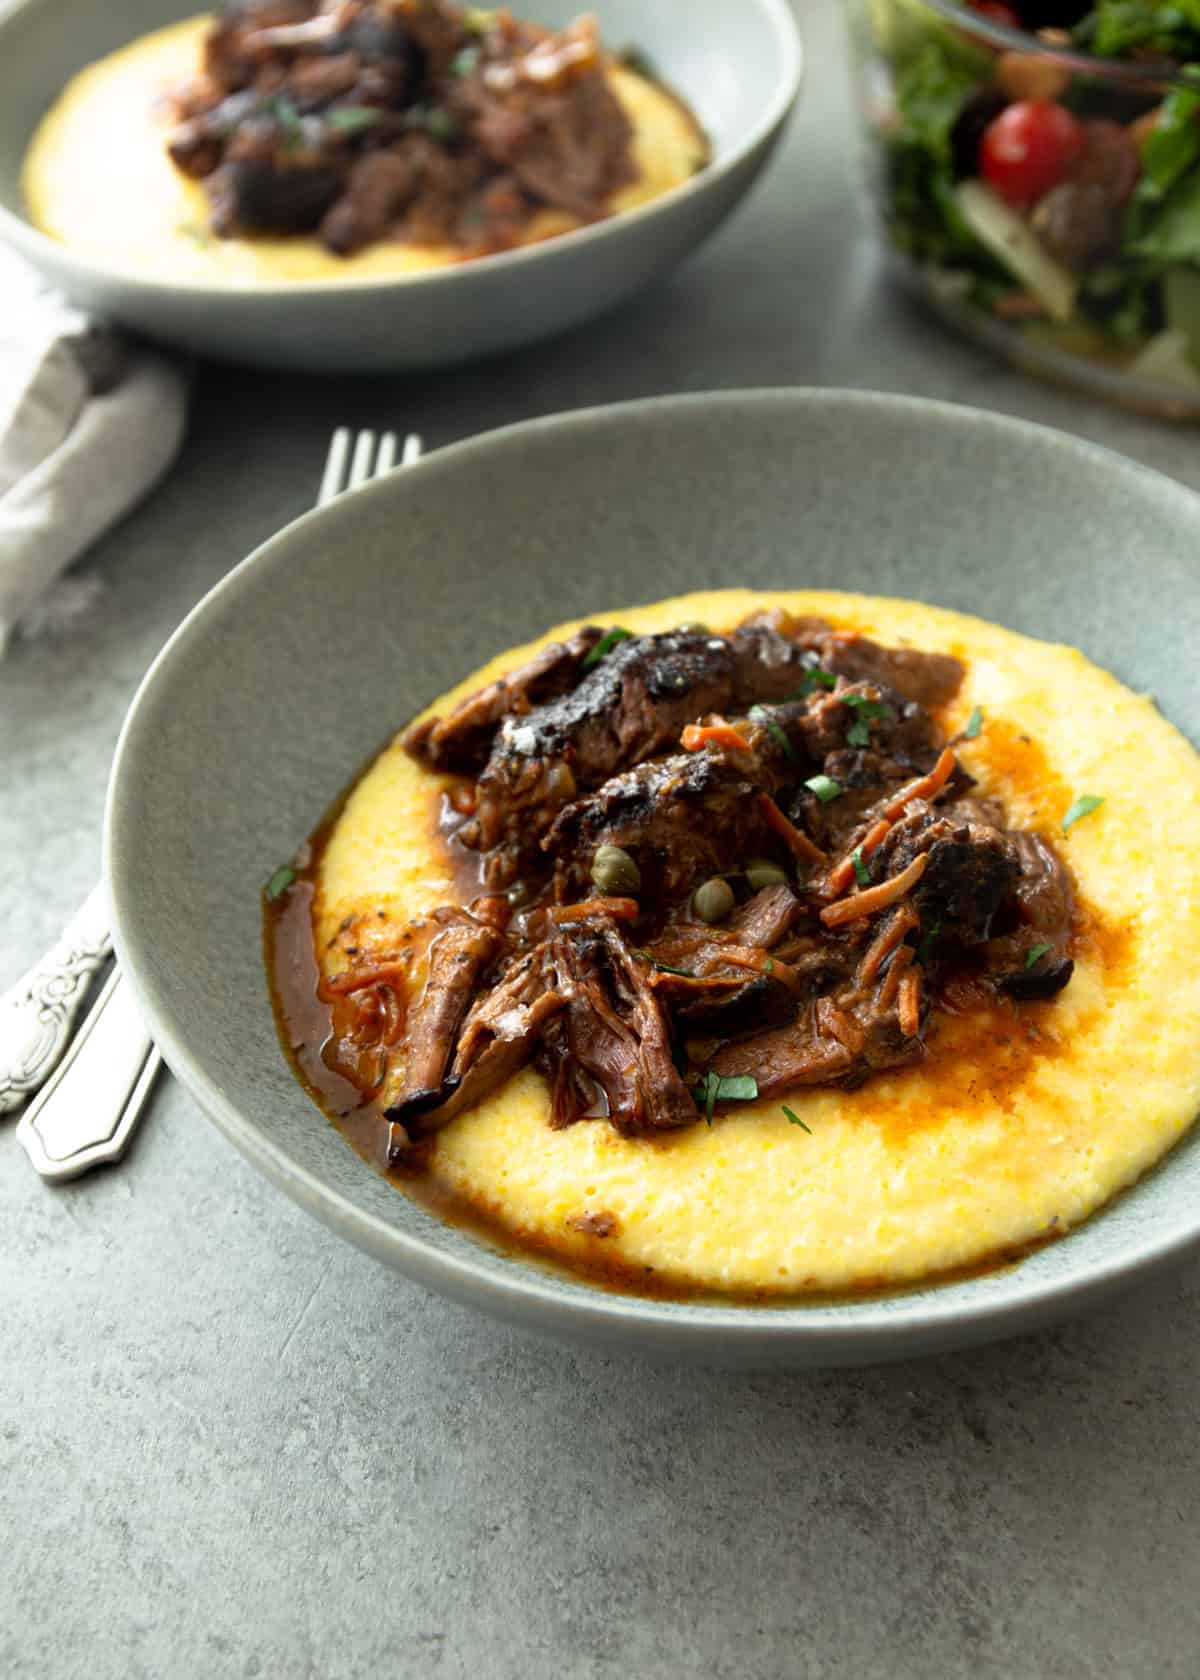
873, 0, 1200, 367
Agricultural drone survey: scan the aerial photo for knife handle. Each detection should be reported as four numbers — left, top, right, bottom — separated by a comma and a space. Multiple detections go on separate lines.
0, 882, 112, 1115
16, 966, 161, 1181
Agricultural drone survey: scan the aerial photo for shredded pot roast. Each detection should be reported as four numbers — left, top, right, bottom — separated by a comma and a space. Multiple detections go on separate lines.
329, 610, 1077, 1157
164, 0, 652, 257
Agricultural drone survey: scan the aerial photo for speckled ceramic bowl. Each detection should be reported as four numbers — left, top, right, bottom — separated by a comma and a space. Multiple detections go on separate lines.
106, 390, 1200, 1365
0, 0, 801, 371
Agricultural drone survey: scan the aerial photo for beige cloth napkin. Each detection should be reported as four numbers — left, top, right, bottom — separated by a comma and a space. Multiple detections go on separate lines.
0, 253, 189, 652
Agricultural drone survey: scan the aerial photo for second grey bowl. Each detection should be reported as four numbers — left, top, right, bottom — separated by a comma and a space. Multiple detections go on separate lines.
0, 0, 802, 371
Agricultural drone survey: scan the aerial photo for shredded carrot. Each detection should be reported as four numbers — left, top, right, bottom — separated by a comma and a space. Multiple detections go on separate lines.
993, 291, 1045, 321
826, 817, 894, 897
758, 795, 826, 865
878, 944, 914, 1009
324, 962, 412, 996
856, 902, 920, 986
815, 997, 866, 1054
829, 628, 862, 645
681, 721, 751, 753
550, 896, 640, 923
898, 971, 922, 1038
883, 747, 957, 822
820, 852, 929, 928
698, 944, 802, 990
470, 895, 513, 931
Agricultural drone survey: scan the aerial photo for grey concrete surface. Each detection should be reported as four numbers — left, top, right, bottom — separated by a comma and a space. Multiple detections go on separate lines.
4, 3, 1200, 1675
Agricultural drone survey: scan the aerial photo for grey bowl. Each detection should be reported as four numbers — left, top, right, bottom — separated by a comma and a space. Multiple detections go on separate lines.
106, 390, 1200, 1366
0, 0, 801, 372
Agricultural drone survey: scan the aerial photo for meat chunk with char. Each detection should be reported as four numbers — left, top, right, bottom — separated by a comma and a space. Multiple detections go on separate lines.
545, 748, 767, 900
404, 627, 603, 773
877, 801, 1022, 947
985, 831, 1076, 999
460, 629, 738, 883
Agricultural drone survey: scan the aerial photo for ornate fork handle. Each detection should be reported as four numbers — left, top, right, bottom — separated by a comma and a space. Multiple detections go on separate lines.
0, 883, 112, 1114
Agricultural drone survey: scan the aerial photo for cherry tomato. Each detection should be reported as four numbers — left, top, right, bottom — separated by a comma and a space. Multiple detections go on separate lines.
968, 1, 1022, 27
979, 100, 1086, 209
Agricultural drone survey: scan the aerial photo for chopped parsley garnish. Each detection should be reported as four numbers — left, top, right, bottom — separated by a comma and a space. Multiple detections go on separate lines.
805, 774, 842, 804
782, 664, 837, 701
1025, 942, 1053, 970
964, 705, 984, 741
266, 865, 296, 901
1062, 795, 1105, 835
639, 952, 694, 978
749, 705, 797, 761
782, 1104, 812, 1134
851, 847, 871, 888
843, 694, 891, 719
843, 694, 892, 749
326, 106, 383, 135
693, 1072, 759, 1125
582, 626, 634, 671
265, 94, 304, 150
914, 920, 941, 967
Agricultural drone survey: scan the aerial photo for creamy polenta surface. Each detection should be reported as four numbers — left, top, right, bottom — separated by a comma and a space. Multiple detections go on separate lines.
307, 590, 1200, 1297
23, 16, 706, 286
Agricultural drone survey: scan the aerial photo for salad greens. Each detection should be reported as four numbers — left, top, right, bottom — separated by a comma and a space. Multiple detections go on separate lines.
868, 0, 1200, 379
1076, 1, 1200, 59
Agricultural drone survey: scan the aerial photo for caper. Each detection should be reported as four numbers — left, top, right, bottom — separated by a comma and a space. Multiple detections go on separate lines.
591, 844, 641, 896
676, 621, 711, 635
744, 858, 788, 891
693, 876, 735, 925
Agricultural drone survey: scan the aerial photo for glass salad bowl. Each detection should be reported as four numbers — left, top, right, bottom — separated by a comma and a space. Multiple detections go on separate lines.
852, 0, 1200, 417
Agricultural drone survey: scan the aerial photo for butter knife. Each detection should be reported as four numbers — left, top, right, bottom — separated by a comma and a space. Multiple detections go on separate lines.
16, 966, 161, 1181
0, 883, 112, 1114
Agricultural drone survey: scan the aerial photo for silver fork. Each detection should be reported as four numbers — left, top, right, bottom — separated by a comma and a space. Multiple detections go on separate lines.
2, 427, 420, 1181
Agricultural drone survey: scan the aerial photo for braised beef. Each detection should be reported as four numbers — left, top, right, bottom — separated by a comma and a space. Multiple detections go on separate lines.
210, 153, 344, 235
165, 0, 676, 256
404, 626, 603, 772
355, 608, 1081, 1145
986, 832, 1077, 999
382, 915, 500, 1130
546, 749, 766, 899
536, 928, 695, 1134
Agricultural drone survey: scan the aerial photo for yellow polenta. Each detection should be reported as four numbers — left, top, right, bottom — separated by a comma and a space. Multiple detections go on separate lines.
316, 590, 1200, 1295
22, 16, 707, 287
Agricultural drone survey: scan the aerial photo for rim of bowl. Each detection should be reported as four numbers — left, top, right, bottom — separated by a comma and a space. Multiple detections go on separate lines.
105, 388, 1200, 1353
0, 0, 802, 301
919, 0, 1199, 91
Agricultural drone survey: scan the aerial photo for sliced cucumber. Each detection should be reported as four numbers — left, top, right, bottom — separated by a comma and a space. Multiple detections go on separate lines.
954, 180, 1080, 324
1163, 268, 1200, 371
1128, 329, 1200, 389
